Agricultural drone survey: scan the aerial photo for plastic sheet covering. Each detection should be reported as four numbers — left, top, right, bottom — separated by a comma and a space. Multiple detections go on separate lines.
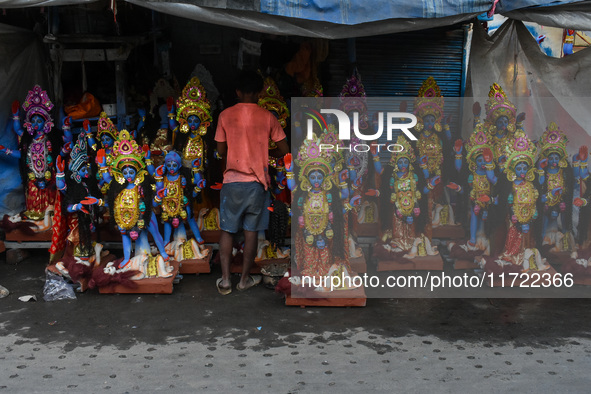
0, 24, 49, 216
503, 1, 591, 30
465, 19, 591, 153
0, 0, 96, 6
3, 1, 591, 37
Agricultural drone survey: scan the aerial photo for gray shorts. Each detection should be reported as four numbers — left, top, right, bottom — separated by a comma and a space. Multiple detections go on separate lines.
220, 182, 270, 233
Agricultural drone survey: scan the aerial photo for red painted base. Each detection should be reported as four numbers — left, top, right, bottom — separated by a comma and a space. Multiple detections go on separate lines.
350, 255, 367, 273
179, 246, 213, 274
200, 230, 221, 244
545, 251, 571, 266
99, 260, 180, 294
432, 225, 465, 240
352, 221, 379, 237
453, 259, 480, 270
487, 266, 558, 287
286, 286, 367, 307
0, 241, 5, 253
574, 276, 591, 286
377, 255, 443, 271
5, 229, 52, 242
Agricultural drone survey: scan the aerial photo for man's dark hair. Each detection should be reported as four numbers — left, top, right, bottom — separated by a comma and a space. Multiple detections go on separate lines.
236, 70, 264, 94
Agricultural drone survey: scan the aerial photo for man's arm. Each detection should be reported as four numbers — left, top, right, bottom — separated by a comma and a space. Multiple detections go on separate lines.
269, 138, 289, 158
217, 141, 228, 159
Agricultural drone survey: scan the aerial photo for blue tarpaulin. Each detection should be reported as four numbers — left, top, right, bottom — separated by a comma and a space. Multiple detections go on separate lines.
260, 0, 585, 25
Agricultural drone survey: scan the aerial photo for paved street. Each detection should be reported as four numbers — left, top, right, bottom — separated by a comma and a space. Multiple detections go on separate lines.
1, 251, 590, 393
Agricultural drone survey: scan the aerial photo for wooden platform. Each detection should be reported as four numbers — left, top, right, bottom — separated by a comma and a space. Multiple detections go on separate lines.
486, 266, 559, 287
453, 259, 480, 270
99, 260, 180, 294
350, 255, 367, 273
377, 254, 443, 272
286, 286, 366, 307
179, 246, 213, 274
432, 225, 465, 240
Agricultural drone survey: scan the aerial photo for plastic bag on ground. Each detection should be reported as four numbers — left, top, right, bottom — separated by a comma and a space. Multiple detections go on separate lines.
43, 271, 76, 301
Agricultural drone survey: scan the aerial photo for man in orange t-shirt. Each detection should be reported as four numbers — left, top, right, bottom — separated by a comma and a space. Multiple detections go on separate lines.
214, 70, 289, 294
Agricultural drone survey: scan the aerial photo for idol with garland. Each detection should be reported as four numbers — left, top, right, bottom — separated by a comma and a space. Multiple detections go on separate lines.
4, 86, 67, 227
561, 145, 591, 279
480, 131, 550, 273
447, 123, 498, 258
54, 131, 106, 281
152, 150, 210, 262
319, 122, 365, 260
99, 130, 173, 279
535, 122, 574, 252
481, 84, 526, 167
88, 112, 120, 196
477, 83, 526, 254
256, 75, 291, 261
339, 70, 381, 212
377, 135, 439, 259
286, 134, 359, 291
168, 77, 213, 243
411, 77, 454, 230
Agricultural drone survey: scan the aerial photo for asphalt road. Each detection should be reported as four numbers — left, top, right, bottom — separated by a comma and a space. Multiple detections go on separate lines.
1, 251, 590, 393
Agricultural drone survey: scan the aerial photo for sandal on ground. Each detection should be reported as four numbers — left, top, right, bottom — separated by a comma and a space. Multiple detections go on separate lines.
216, 278, 232, 295
0, 285, 8, 298
236, 275, 262, 291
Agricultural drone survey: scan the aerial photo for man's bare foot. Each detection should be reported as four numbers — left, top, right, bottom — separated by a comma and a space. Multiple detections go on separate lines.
237, 275, 262, 291
216, 278, 232, 295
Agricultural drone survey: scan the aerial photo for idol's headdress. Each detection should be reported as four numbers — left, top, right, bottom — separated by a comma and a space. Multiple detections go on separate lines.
22, 85, 54, 135
176, 77, 212, 135
538, 122, 568, 164
258, 76, 290, 129
484, 83, 517, 130
296, 132, 335, 177
97, 112, 118, 140
414, 77, 444, 124
389, 135, 416, 171
339, 69, 367, 115
504, 130, 538, 182
111, 130, 147, 184
466, 123, 495, 172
